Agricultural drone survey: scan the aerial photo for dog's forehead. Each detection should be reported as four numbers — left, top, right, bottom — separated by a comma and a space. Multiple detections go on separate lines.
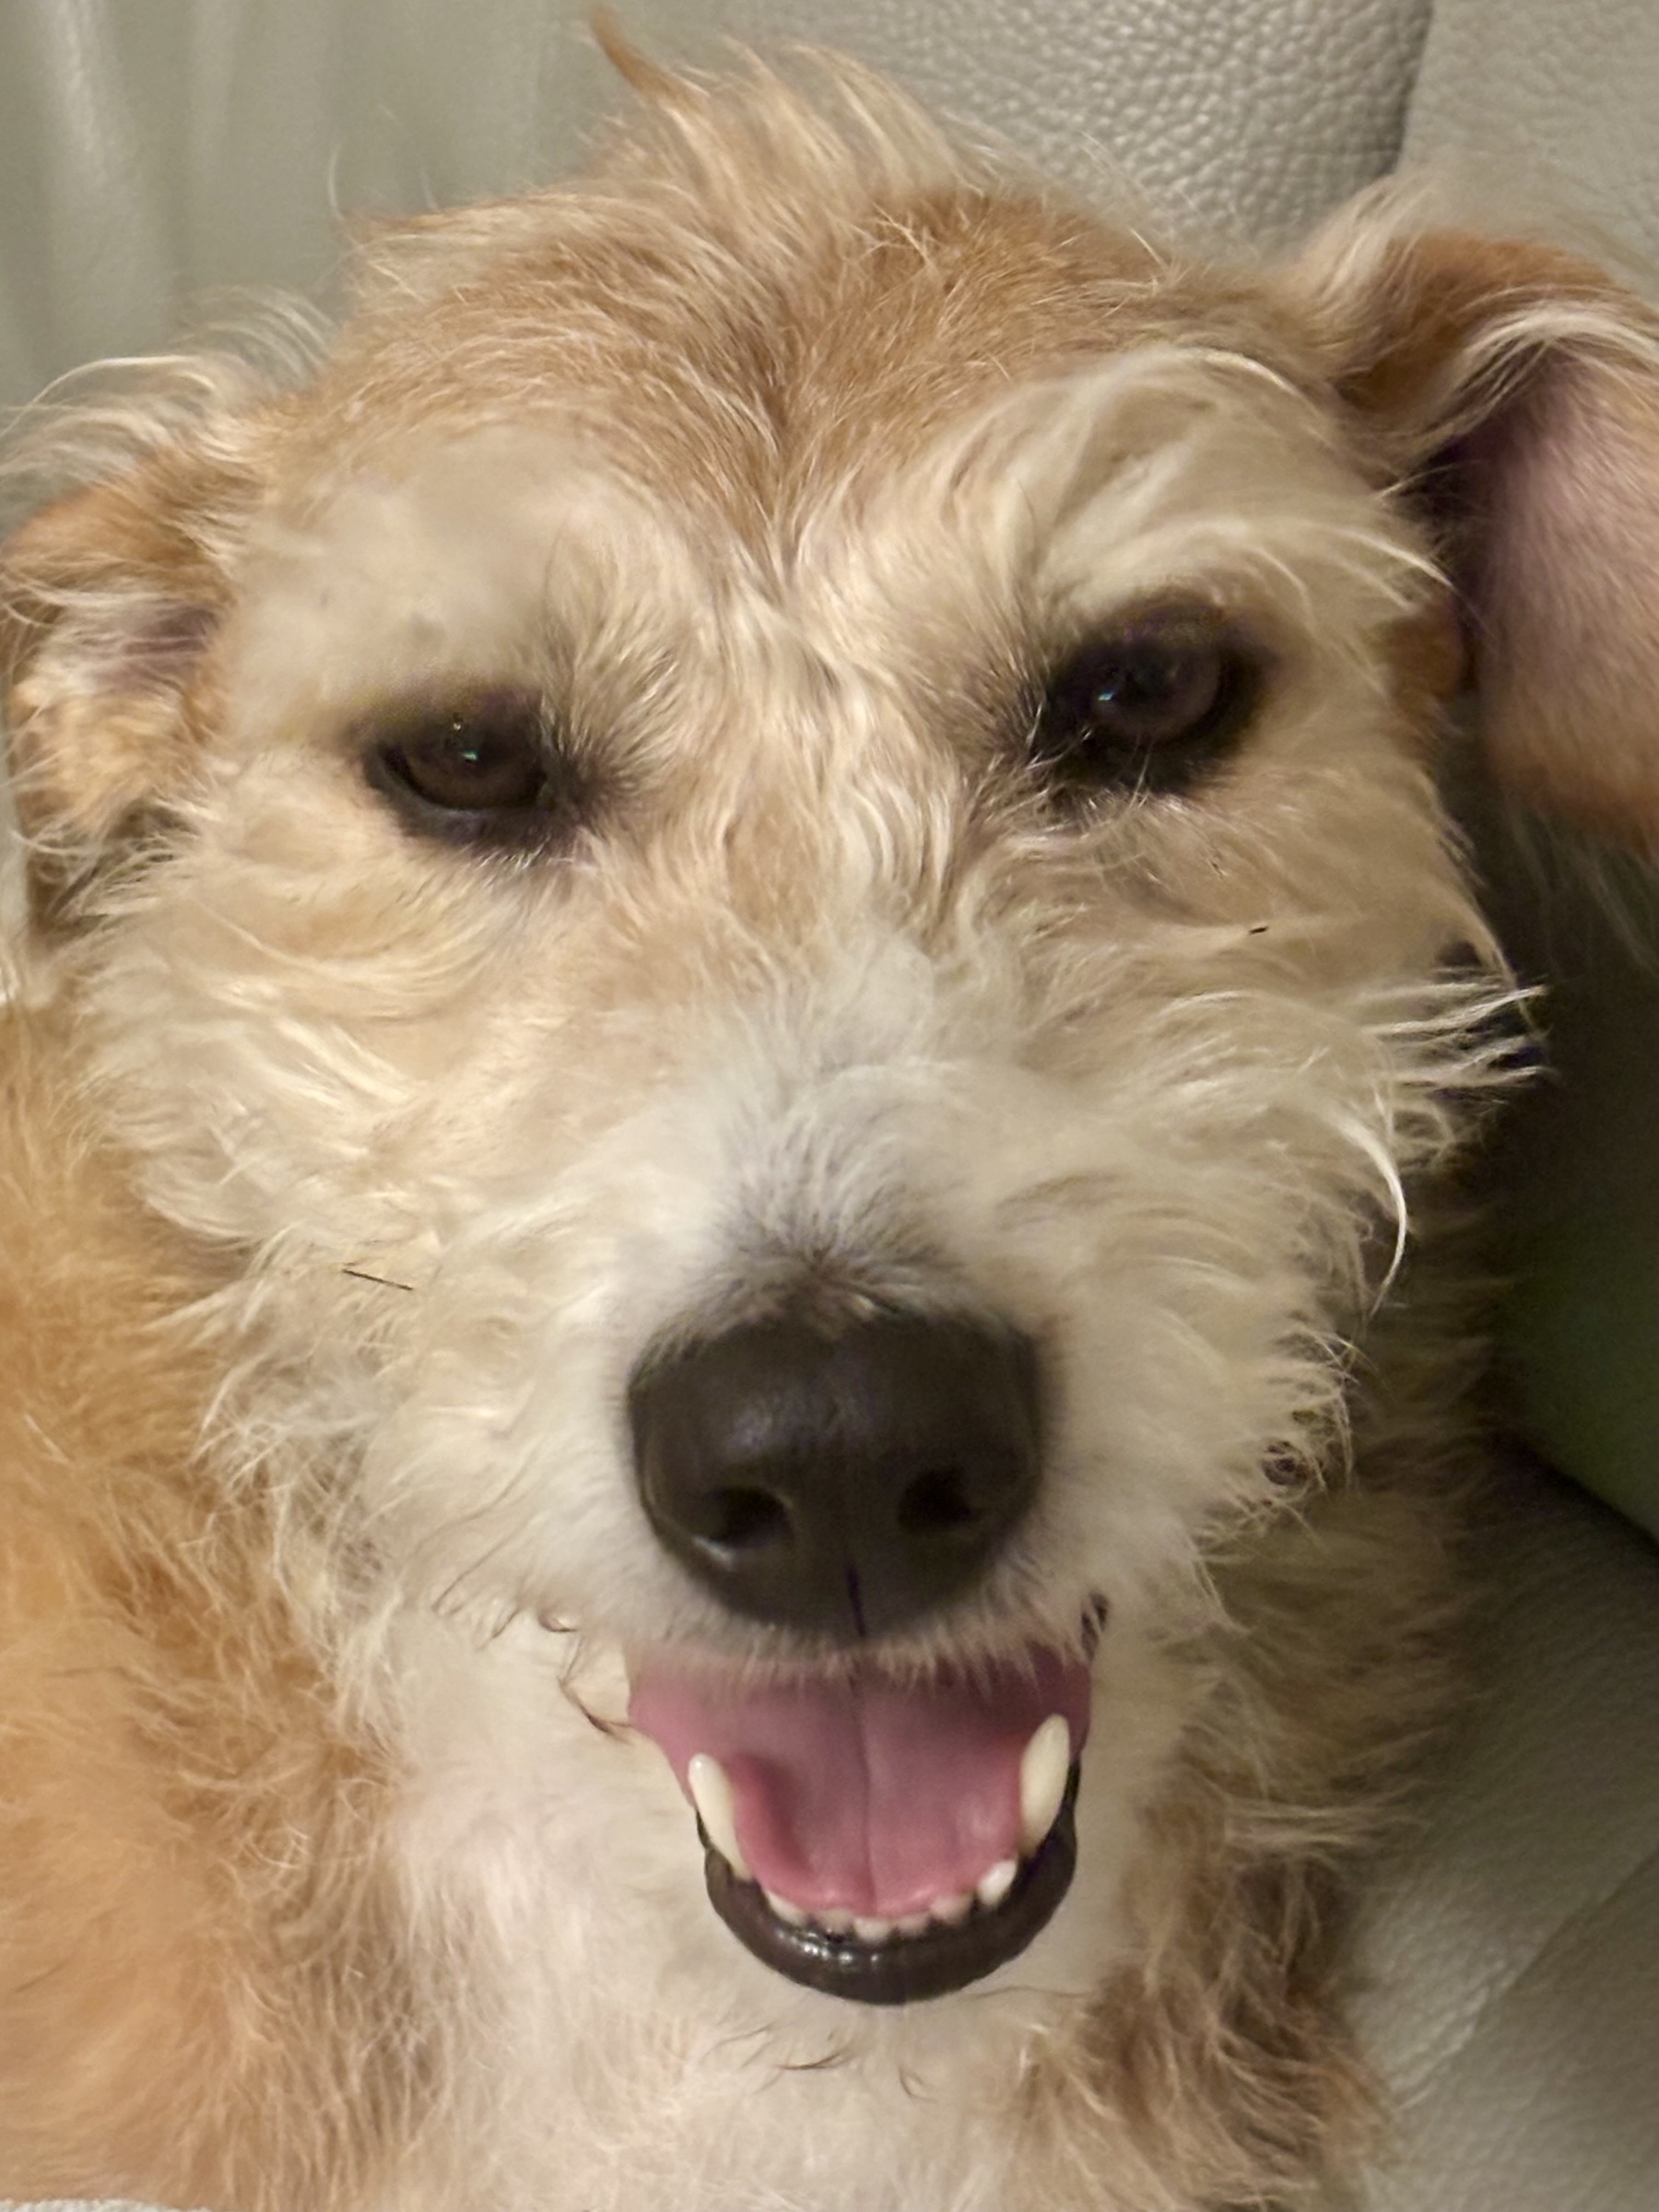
231, 368, 1359, 754
285, 171, 1311, 535
229, 171, 1361, 735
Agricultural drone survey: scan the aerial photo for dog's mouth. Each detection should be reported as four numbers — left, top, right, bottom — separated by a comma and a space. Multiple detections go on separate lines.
629, 1643, 1092, 2005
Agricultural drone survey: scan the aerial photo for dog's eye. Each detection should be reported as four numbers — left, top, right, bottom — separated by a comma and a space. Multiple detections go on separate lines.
1030, 620, 1262, 797
363, 692, 585, 849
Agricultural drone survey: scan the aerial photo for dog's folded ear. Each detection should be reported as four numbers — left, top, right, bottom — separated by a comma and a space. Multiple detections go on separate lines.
1, 429, 261, 925
1286, 203, 1659, 853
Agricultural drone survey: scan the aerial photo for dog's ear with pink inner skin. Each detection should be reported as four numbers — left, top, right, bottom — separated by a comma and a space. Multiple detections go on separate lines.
0, 426, 265, 929
1285, 205, 1659, 853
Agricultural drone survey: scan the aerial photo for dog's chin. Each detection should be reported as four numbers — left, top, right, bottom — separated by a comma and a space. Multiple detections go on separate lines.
700, 1761, 1080, 2005
629, 1633, 1095, 2006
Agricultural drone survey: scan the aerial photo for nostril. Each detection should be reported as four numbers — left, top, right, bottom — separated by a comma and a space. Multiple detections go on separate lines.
895, 1467, 982, 1537
695, 1486, 794, 1555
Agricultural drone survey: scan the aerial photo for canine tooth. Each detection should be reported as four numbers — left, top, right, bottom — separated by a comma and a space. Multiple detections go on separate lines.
764, 1890, 806, 1927
853, 1915, 895, 1944
1018, 1713, 1073, 1855
930, 1889, 974, 1927
976, 1858, 1018, 1912
894, 1912, 933, 1938
687, 1754, 751, 1882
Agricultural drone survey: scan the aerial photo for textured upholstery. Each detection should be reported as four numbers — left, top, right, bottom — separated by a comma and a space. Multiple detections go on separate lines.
2, 6, 1657, 2212
1354, 1461, 1659, 2212
0, 0, 1432, 409
1406, 0, 1659, 254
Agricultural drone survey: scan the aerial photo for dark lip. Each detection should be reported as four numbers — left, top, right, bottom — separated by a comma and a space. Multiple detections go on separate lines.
699, 1762, 1080, 2006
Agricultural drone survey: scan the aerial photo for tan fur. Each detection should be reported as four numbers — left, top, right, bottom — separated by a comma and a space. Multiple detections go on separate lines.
0, 1012, 428, 2207
1, 48, 1656, 2212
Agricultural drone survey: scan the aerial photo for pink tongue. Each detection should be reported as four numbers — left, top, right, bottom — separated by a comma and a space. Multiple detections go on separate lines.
629, 1650, 1091, 1920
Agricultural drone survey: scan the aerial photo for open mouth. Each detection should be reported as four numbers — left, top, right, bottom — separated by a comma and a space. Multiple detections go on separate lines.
629, 1642, 1092, 2005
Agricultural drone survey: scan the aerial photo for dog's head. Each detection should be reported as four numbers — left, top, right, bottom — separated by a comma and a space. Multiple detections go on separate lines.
6, 53, 1659, 2022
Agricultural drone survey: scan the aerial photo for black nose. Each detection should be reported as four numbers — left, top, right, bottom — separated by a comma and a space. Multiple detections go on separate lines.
628, 1310, 1041, 1640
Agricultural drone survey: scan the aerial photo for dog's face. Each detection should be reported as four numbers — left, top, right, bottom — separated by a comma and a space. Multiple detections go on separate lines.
7, 58, 1659, 2058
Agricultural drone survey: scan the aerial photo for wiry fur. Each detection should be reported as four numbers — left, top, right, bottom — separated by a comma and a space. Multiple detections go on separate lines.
3, 47, 1657, 2212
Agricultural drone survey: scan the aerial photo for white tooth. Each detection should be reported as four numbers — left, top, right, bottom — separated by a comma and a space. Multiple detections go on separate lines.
764, 1889, 806, 1927
894, 1912, 933, 1938
976, 1858, 1018, 1912
687, 1753, 751, 1882
853, 1915, 895, 1944
1018, 1714, 1073, 1855
930, 1889, 974, 1927
816, 1907, 854, 1936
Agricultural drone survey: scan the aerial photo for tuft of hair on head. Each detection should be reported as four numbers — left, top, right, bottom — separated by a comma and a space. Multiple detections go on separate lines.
590, 9, 698, 109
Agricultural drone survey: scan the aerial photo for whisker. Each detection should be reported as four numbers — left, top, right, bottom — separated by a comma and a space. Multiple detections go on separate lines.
341, 1265, 418, 1293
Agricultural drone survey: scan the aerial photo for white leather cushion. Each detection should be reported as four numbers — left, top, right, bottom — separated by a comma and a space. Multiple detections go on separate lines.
1406, 0, 1659, 259
1354, 1462, 1659, 2212
711, 0, 1430, 236
0, 0, 1423, 409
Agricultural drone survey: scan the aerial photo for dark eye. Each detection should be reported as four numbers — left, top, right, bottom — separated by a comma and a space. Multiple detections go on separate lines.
1030, 619, 1263, 797
362, 691, 588, 850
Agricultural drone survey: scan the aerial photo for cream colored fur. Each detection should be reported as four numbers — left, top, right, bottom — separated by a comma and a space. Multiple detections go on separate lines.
4, 46, 1659, 2212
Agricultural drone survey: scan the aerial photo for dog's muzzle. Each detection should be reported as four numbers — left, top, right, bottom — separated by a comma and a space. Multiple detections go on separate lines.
627, 1306, 1092, 2003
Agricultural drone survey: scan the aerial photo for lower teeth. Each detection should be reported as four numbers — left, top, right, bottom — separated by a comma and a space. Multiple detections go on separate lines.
768, 1865, 1022, 1945
701, 1761, 1082, 2006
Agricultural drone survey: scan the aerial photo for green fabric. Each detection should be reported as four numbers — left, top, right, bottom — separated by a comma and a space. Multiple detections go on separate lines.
1484, 822, 1659, 1547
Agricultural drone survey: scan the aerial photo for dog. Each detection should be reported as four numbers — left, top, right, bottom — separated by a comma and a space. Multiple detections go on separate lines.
3, 37, 1658, 2212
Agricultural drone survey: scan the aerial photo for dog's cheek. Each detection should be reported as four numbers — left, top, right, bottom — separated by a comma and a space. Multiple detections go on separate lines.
79, 791, 1485, 1650
76, 763, 537, 1250
347, 1084, 765, 1632
918, 951, 1491, 1600
353, 1048, 1314, 1640
85, 926, 435, 1253
934, 1164, 1329, 1627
